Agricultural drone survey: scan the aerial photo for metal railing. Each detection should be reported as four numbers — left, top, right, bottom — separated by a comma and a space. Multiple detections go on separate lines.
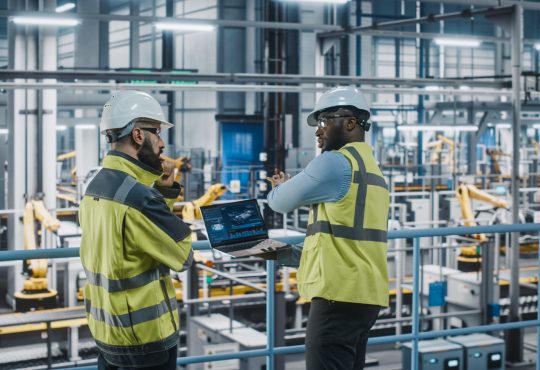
0, 223, 539, 369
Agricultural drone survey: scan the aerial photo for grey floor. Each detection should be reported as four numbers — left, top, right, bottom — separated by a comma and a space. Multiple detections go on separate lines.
284, 332, 539, 370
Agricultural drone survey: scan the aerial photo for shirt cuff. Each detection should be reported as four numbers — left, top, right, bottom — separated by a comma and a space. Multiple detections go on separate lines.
153, 182, 182, 199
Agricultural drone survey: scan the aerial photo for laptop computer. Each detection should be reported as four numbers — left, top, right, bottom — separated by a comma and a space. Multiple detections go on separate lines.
200, 199, 289, 258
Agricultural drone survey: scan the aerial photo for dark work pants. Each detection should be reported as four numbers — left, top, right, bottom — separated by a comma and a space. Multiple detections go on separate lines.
305, 298, 380, 370
97, 345, 178, 370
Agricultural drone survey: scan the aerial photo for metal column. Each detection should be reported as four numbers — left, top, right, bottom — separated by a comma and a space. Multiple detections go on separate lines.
41, 0, 57, 211
6, 0, 38, 308
507, 4, 524, 363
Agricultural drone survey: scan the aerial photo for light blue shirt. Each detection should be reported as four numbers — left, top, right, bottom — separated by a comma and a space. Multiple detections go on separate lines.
267, 151, 352, 214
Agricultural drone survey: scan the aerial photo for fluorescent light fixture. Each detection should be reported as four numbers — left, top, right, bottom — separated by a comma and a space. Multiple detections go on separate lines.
533, 124, 540, 129
397, 124, 478, 132
370, 115, 396, 123
154, 22, 215, 32
279, 0, 348, 3
12, 16, 80, 26
495, 123, 512, 129
56, 125, 67, 131
76, 124, 96, 130
55, 3, 75, 13
535, 43, 540, 51
0, 128, 8, 135
424, 85, 440, 91
434, 37, 481, 47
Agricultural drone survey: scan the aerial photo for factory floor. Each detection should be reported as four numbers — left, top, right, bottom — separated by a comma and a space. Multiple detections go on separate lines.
1, 332, 537, 369
284, 330, 539, 369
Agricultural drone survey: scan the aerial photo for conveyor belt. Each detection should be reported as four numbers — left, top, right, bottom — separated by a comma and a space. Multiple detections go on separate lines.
0, 306, 85, 327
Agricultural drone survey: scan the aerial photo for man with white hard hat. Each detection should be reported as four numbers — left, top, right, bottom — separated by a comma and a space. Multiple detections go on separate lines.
80, 90, 193, 369
267, 86, 389, 369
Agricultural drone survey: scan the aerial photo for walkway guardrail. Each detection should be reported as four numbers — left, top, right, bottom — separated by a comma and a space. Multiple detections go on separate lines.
0, 223, 539, 370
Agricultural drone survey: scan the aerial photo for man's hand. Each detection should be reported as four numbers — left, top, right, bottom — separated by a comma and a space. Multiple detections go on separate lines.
155, 160, 176, 188
266, 170, 290, 188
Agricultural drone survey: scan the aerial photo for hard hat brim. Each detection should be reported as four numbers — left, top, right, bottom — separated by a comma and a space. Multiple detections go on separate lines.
306, 111, 319, 126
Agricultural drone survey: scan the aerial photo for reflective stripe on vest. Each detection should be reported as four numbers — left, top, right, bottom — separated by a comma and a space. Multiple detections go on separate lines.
84, 265, 170, 293
85, 297, 178, 328
306, 146, 388, 243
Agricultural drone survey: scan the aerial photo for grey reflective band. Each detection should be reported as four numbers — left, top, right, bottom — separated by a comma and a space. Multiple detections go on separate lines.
307, 221, 387, 243
85, 297, 178, 328
180, 250, 194, 272
307, 146, 388, 243
113, 175, 137, 204
353, 172, 389, 190
84, 266, 170, 293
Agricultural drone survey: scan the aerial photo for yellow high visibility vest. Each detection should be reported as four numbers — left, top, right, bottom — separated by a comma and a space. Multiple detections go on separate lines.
80, 152, 192, 353
298, 142, 390, 306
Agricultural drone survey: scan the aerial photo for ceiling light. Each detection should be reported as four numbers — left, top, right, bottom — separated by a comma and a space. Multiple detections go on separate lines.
370, 115, 396, 123
397, 124, 478, 132
424, 86, 440, 91
279, 0, 348, 3
434, 38, 481, 47
535, 43, 540, 51
533, 124, 540, 129
56, 125, 67, 131
55, 3, 75, 13
0, 128, 8, 135
154, 22, 215, 32
77, 125, 96, 130
12, 16, 80, 27
76, 124, 96, 130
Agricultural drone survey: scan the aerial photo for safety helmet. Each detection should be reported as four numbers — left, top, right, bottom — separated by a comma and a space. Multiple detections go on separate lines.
307, 86, 371, 131
99, 90, 173, 142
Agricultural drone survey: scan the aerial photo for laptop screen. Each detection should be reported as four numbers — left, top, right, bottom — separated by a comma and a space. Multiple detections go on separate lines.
200, 199, 268, 248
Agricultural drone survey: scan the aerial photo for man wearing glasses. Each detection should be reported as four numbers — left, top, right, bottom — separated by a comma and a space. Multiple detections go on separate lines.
267, 86, 390, 370
80, 90, 193, 369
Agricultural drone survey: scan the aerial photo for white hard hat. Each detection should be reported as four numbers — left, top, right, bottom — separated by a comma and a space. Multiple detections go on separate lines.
307, 86, 371, 129
99, 90, 173, 140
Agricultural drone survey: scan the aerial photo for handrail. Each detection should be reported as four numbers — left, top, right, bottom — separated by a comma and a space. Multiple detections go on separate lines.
0, 223, 539, 370
0, 223, 538, 262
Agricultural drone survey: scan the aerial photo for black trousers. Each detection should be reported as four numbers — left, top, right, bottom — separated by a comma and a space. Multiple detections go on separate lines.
305, 298, 380, 370
97, 345, 178, 370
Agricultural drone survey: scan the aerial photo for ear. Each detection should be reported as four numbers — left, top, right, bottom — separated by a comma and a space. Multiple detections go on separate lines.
131, 127, 145, 146
345, 118, 357, 131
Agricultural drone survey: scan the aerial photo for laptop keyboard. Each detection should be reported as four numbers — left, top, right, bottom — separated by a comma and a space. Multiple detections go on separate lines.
220, 241, 259, 253
219, 239, 287, 254
255, 239, 288, 253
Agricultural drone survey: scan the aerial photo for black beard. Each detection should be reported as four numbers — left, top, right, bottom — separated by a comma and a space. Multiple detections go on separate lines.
323, 135, 347, 152
138, 137, 162, 171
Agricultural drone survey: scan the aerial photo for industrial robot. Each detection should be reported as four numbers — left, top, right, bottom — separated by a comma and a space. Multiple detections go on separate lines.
14, 199, 61, 312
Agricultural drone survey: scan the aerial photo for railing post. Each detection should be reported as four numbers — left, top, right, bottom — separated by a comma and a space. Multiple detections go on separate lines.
411, 237, 421, 370
266, 260, 275, 370
537, 231, 540, 370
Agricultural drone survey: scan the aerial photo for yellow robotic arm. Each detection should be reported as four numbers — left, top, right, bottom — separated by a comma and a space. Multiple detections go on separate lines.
485, 148, 511, 176
15, 200, 60, 311
426, 135, 456, 168
182, 184, 228, 221
160, 155, 192, 186
456, 183, 509, 242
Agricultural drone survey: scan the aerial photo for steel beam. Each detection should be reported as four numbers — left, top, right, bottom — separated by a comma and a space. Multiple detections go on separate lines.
320, 5, 514, 39
0, 10, 341, 32
403, 0, 540, 11
0, 81, 514, 96
0, 69, 510, 88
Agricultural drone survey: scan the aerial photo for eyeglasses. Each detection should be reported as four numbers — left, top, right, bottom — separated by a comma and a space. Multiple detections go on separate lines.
139, 127, 161, 136
316, 115, 355, 129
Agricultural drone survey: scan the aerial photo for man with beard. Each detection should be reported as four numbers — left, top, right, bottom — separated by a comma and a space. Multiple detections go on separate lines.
79, 90, 193, 369
266, 86, 389, 370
